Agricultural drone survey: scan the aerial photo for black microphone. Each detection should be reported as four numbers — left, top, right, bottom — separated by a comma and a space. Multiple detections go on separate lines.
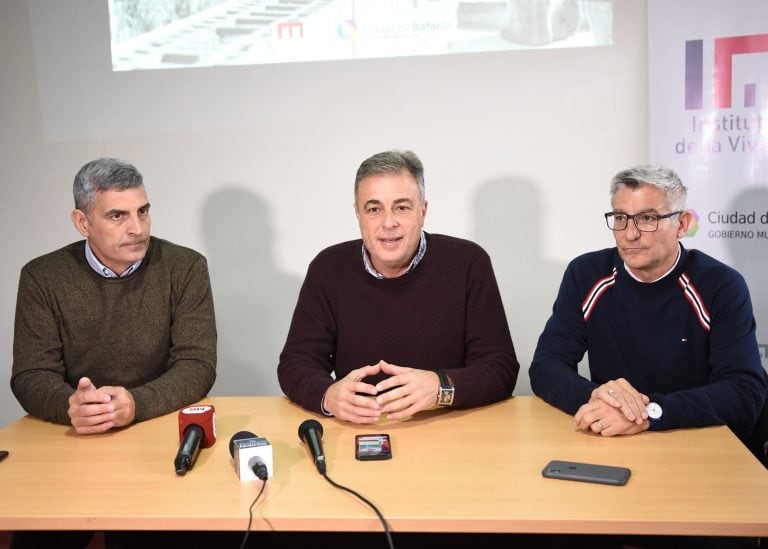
174, 405, 216, 476
175, 424, 204, 475
229, 431, 271, 481
298, 419, 326, 474
230, 430, 257, 457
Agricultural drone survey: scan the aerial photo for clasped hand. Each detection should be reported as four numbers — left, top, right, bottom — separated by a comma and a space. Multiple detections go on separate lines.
67, 377, 136, 434
573, 377, 650, 437
323, 360, 439, 424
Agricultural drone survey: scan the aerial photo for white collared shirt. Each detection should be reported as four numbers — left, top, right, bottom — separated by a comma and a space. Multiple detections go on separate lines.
361, 230, 427, 279
85, 240, 142, 278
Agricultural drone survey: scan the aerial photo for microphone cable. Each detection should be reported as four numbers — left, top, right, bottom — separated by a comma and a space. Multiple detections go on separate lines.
239, 464, 269, 549
321, 471, 394, 549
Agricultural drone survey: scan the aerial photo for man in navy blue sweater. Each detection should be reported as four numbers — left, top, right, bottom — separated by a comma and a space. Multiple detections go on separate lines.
530, 165, 767, 457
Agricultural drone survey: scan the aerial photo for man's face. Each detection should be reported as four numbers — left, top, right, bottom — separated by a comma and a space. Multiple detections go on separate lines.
354, 169, 428, 278
71, 186, 151, 275
611, 183, 690, 282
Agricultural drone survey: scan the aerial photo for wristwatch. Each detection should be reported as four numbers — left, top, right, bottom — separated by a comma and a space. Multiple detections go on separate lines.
646, 402, 663, 427
436, 370, 455, 407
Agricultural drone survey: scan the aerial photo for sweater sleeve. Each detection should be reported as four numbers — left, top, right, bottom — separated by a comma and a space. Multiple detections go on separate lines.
648, 269, 766, 436
277, 260, 337, 414
11, 266, 75, 424
442, 249, 519, 408
129, 255, 217, 422
529, 261, 597, 414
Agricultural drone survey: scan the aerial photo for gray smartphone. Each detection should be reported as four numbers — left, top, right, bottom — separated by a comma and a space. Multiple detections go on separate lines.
542, 460, 631, 486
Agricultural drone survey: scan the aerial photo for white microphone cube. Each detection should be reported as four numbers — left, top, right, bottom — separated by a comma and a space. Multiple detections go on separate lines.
233, 436, 273, 481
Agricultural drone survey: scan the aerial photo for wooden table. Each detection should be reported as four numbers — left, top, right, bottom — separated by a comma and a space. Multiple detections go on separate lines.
0, 396, 766, 536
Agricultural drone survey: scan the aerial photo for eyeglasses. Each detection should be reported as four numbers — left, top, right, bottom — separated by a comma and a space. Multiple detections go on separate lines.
604, 211, 682, 232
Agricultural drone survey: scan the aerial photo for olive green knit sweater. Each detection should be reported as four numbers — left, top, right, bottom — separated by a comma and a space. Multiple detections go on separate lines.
11, 237, 217, 425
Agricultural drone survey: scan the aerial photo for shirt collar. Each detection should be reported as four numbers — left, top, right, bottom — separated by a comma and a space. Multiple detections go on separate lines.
362, 230, 427, 279
85, 240, 143, 278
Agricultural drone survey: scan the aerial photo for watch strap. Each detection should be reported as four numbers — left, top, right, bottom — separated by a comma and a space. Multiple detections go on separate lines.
436, 370, 454, 406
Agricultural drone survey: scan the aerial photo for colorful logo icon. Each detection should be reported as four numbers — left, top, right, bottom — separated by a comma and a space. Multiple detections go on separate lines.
685, 208, 700, 237
337, 19, 357, 40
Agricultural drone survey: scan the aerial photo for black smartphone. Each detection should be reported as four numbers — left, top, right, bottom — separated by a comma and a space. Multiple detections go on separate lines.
542, 460, 631, 486
355, 434, 392, 461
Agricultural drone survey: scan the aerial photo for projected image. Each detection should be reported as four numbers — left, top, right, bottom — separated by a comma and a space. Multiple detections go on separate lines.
110, 0, 613, 71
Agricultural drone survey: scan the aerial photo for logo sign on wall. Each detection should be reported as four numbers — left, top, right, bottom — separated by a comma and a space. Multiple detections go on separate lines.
648, 0, 767, 364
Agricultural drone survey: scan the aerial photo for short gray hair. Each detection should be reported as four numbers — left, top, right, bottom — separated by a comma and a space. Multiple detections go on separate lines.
354, 150, 425, 202
609, 164, 687, 212
73, 157, 143, 212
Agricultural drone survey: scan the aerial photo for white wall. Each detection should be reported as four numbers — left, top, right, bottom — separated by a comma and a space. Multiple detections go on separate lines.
0, 0, 648, 428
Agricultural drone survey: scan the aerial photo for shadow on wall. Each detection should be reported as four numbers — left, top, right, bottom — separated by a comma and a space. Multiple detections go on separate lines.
725, 186, 768, 371
200, 187, 301, 396
471, 177, 565, 396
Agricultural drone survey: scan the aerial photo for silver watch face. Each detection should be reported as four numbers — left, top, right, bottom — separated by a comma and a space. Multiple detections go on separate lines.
646, 402, 662, 420
438, 388, 454, 406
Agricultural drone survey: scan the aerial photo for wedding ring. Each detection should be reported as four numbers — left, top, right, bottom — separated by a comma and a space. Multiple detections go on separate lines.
607, 388, 616, 397
596, 420, 604, 430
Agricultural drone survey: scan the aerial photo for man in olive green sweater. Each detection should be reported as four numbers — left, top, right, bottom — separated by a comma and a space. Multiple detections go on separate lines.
11, 157, 217, 435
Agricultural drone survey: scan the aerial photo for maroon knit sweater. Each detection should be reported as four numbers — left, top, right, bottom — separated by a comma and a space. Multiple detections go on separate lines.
278, 233, 519, 414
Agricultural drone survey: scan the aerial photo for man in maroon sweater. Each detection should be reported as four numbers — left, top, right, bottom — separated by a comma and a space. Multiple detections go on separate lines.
278, 150, 519, 424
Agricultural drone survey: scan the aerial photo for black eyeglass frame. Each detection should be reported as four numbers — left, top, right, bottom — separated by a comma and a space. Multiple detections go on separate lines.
604, 210, 683, 232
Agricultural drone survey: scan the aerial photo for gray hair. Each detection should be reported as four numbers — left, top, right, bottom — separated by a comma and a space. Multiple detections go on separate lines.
354, 150, 425, 202
73, 157, 143, 212
609, 164, 687, 212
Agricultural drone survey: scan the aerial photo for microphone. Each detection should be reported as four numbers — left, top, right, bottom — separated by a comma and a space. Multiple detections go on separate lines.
229, 431, 273, 481
298, 419, 326, 474
174, 404, 216, 476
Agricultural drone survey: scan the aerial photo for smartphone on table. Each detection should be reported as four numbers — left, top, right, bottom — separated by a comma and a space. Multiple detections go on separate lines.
355, 434, 392, 461
542, 459, 630, 486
